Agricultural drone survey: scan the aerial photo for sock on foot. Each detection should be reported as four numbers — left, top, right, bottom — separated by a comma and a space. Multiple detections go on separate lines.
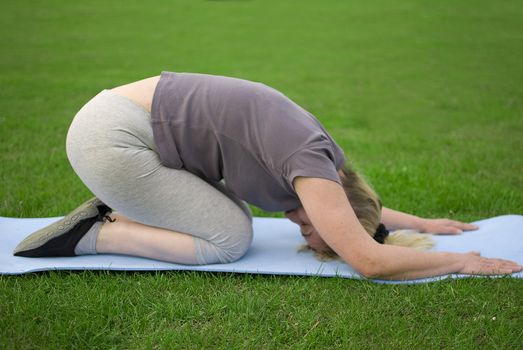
74, 221, 103, 255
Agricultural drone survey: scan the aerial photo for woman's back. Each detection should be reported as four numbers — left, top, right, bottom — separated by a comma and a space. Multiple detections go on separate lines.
112, 72, 345, 212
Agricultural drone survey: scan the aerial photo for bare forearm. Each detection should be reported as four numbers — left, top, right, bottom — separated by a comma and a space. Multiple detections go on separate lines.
363, 245, 463, 280
381, 206, 424, 230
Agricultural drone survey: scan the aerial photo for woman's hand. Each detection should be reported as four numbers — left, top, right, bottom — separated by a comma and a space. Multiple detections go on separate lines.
418, 218, 479, 235
458, 251, 522, 275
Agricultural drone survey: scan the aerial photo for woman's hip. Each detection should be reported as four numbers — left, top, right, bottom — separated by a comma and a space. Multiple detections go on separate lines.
66, 89, 157, 167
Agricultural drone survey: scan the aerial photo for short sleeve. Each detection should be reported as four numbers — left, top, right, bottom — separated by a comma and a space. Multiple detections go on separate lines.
281, 143, 342, 192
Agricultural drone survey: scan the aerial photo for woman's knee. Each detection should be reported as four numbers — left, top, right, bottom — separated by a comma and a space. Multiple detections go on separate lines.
224, 221, 254, 262
194, 219, 253, 264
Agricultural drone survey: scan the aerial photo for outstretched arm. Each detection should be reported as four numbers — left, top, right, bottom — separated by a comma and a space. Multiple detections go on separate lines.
292, 176, 522, 280
381, 206, 479, 234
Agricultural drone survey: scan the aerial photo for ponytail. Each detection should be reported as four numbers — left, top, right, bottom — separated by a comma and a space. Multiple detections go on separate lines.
384, 230, 434, 250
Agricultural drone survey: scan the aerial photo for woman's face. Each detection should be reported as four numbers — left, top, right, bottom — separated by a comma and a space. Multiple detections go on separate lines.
284, 206, 331, 253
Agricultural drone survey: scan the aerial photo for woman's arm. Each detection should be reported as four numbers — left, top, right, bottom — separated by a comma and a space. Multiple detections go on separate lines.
381, 207, 479, 234
293, 176, 522, 280
380, 207, 424, 231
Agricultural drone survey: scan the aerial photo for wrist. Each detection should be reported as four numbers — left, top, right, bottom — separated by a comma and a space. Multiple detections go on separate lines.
447, 252, 467, 273
412, 216, 428, 232
381, 207, 427, 231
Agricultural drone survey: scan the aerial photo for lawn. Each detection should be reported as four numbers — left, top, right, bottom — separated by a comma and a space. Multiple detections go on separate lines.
1, 0, 522, 348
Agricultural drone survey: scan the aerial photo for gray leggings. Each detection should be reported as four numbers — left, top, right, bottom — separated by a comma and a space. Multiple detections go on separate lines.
65, 89, 253, 264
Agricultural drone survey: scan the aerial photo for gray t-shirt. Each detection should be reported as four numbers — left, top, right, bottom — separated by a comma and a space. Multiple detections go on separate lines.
151, 71, 345, 212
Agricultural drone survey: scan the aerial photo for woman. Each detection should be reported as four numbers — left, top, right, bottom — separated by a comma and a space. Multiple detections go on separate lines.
13, 71, 522, 280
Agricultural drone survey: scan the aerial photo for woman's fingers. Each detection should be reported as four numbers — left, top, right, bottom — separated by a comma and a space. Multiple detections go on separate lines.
442, 219, 479, 231
488, 258, 522, 268
469, 252, 521, 269
461, 253, 523, 275
450, 220, 479, 231
425, 219, 480, 235
445, 226, 463, 234
430, 225, 463, 235
481, 263, 522, 274
479, 267, 518, 275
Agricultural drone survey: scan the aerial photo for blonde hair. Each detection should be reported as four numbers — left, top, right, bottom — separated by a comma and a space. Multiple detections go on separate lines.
301, 162, 435, 261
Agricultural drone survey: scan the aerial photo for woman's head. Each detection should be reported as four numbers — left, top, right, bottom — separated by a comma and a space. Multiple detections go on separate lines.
285, 163, 434, 260
284, 206, 332, 255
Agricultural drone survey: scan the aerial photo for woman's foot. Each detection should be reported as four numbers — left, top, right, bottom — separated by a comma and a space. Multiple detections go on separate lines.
13, 197, 113, 257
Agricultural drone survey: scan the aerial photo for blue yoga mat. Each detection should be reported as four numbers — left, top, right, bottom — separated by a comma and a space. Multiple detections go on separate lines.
1, 215, 521, 284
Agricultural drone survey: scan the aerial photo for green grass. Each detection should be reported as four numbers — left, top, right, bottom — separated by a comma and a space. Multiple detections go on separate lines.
1, 271, 521, 349
1, 0, 522, 348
